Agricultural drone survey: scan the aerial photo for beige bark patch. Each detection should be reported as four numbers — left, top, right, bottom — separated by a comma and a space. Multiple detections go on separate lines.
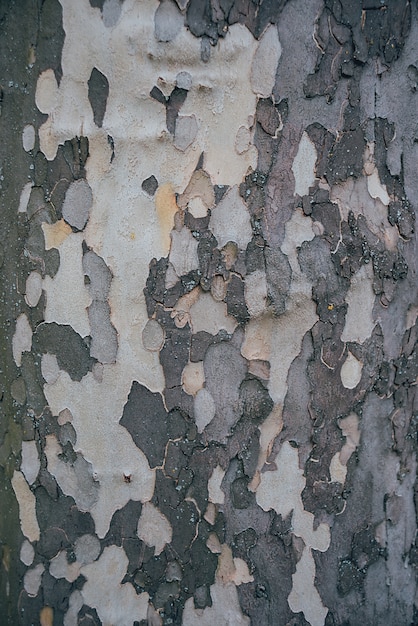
11, 471, 40, 542
42, 219, 72, 250
210, 274, 227, 302
182, 361, 205, 396
40, 606, 54, 626
329, 452, 347, 484
340, 351, 363, 389
137, 502, 173, 556
367, 169, 390, 205
188, 196, 208, 218
178, 170, 215, 211
155, 183, 179, 255
35, 68, 58, 114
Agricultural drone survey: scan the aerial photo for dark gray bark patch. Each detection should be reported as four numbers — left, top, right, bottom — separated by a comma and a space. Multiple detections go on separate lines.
141, 175, 159, 197
33, 322, 95, 381
88, 67, 109, 128
264, 245, 292, 316
226, 274, 249, 323
120, 382, 168, 468
325, 128, 365, 185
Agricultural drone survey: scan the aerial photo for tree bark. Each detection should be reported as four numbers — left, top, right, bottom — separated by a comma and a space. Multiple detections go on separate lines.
0, 1, 417, 625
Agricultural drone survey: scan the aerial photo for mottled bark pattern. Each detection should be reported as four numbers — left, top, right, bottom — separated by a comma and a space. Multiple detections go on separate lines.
0, 1, 417, 625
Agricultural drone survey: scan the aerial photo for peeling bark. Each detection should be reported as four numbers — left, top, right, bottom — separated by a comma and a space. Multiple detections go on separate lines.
0, 1, 417, 625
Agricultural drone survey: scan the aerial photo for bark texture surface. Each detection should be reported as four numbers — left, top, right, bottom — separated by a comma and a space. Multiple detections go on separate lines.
0, 1, 417, 625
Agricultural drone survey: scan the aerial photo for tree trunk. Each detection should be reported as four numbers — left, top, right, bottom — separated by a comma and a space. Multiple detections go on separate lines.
1, 1, 417, 624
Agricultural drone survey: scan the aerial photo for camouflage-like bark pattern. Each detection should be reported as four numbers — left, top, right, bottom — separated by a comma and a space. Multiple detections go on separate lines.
0, 1, 417, 625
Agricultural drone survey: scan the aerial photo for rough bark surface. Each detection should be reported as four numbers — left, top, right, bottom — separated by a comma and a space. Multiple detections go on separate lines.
0, 1, 417, 625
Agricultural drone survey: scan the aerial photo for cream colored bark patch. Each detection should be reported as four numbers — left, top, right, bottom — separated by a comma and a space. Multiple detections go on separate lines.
182, 582, 250, 625
155, 183, 179, 255
35, 68, 59, 114
209, 185, 252, 250
250, 24, 281, 98
11, 471, 40, 542
367, 169, 390, 205
182, 361, 205, 396
292, 132, 317, 197
341, 264, 375, 344
44, 369, 157, 539
288, 547, 328, 626
43, 233, 91, 337
137, 502, 172, 556
329, 452, 347, 484
81, 546, 149, 625
208, 465, 225, 504
340, 351, 363, 389
12, 313, 32, 367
